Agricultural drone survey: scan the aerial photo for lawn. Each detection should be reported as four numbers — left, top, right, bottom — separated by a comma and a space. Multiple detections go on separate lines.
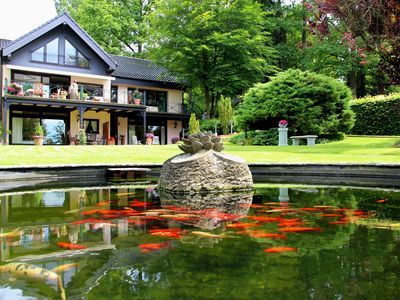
0, 136, 399, 167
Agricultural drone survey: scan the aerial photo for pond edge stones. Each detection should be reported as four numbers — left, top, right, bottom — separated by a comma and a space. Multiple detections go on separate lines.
159, 133, 253, 194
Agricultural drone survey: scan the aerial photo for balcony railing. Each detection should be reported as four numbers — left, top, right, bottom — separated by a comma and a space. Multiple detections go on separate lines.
4, 81, 188, 114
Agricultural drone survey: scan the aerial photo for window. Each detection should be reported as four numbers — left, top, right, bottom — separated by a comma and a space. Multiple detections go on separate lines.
65, 39, 89, 68
111, 86, 118, 103
31, 38, 59, 64
84, 119, 99, 134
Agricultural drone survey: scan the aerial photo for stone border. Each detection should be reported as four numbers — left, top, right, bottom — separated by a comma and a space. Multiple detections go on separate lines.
0, 163, 399, 191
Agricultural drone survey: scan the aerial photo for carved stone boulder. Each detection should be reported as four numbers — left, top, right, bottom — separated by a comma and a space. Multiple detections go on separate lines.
159, 150, 253, 194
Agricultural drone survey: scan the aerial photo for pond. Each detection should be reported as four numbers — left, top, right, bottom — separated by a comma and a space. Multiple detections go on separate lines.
1, 183, 400, 299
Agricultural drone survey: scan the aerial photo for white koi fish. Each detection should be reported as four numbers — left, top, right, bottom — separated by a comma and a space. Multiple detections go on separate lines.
0, 263, 66, 300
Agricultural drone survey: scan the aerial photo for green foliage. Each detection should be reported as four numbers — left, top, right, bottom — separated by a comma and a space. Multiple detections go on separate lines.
55, 0, 152, 56
34, 123, 44, 136
230, 129, 278, 146
0, 122, 11, 142
350, 93, 400, 135
188, 113, 200, 135
217, 96, 233, 134
147, 0, 276, 117
236, 69, 355, 136
200, 118, 219, 133
76, 129, 87, 145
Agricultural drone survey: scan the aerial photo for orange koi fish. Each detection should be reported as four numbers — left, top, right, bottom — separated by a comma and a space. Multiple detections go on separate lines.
299, 207, 321, 211
226, 223, 261, 229
249, 204, 266, 208
376, 199, 386, 203
264, 246, 297, 253
279, 227, 322, 233
278, 221, 305, 227
138, 242, 169, 252
249, 232, 287, 239
350, 210, 370, 216
57, 242, 87, 250
245, 216, 284, 223
329, 221, 349, 225
320, 214, 345, 217
150, 232, 181, 238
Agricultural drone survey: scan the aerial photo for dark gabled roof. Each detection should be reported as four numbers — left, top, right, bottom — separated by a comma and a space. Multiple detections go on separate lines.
0, 39, 12, 49
111, 55, 183, 84
1, 13, 116, 70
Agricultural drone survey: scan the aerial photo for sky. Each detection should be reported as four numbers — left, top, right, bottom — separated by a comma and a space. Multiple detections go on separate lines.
0, 0, 57, 40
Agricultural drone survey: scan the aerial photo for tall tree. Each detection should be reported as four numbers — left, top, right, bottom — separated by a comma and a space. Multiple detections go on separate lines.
307, 0, 400, 91
54, 0, 152, 56
146, 0, 276, 118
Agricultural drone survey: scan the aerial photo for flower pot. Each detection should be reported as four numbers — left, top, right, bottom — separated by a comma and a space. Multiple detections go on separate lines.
33, 135, 44, 146
134, 98, 141, 105
278, 124, 287, 128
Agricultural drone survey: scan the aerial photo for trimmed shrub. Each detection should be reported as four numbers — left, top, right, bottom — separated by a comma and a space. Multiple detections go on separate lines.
230, 129, 278, 146
350, 93, 400, 135
200, 118, 220, 133
235, 69, 355, 136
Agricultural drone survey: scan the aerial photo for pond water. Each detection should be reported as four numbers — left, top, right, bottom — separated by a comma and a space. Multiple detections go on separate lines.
1, 184, 400, 299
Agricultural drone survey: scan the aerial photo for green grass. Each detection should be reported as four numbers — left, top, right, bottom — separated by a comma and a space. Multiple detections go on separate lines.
0, 137, 399, 166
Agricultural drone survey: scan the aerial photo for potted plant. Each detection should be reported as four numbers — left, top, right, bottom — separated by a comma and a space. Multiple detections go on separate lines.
32, 123, 44, 146
7, 82, 23, 95
132, 89, 143, 105
76, 129, 87, 145
278, 120, 288, 128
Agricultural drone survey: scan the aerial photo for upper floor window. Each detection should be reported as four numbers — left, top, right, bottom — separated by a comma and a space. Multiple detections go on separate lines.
65, 39, 89, 68
31, 38, 59, 64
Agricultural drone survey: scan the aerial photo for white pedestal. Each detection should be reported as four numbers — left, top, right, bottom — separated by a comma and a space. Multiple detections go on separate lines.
278, 127, 288, 146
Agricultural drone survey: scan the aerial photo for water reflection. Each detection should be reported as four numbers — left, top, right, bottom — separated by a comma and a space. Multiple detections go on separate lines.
0, 185, 399, 299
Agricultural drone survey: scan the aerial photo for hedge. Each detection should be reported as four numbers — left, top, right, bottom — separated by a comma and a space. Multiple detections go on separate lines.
350, 93, 400, 135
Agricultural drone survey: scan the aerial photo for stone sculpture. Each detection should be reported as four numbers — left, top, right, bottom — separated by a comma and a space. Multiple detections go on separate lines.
159, 132, 253, 194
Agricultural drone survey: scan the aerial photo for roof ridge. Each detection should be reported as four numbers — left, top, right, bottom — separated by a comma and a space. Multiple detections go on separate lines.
4, 13, 62, 49
110, 54, 152, 62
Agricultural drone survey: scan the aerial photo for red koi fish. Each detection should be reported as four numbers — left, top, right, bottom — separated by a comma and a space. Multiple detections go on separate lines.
57, 242, 87, 250
138, 242, 169, 252
299, 207, 321, 211
350, 210, 370, 216
279, 227, 322, 233
264, 246, 297, 253
226, 223, 261, 229
246, 216, 284, 223
129, 201, 153, 208
249, 232, 287, 239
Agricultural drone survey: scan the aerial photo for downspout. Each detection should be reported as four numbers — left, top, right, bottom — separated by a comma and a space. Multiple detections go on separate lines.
0, 48, 5, 145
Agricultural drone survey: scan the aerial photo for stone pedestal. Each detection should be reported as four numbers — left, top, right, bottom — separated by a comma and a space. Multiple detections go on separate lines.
278, 127, 288, 146
159, 150, 253, 194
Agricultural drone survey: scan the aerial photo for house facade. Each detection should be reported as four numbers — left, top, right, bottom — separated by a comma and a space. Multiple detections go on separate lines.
0, 13, 188, 145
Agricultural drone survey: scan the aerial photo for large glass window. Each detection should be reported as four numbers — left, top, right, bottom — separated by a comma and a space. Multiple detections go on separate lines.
127, 88, 168, 112
31, 38, 59, 64
65, 40, 89, 68
84, 119, 99, 134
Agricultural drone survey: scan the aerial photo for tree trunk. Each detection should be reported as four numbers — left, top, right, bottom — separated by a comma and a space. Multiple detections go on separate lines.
301, 0, 307, 49
203, 86, 211, 119
347, 70, 357, 97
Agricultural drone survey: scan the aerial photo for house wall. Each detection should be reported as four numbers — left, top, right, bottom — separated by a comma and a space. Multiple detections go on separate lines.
118, 117, 128, 145
168, 90, 184, 113
1, 66, 11, 97
8, 26, 111, 77
70, 110, 110, 138
167, 120, 182, 144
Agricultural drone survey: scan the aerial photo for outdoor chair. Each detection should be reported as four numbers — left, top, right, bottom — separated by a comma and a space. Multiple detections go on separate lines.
68, 131, 77, 145
152, 136, 160, 145
87, 133, 97, 145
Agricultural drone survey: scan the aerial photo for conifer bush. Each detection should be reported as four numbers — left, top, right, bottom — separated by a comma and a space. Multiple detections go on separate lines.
235, 69, 354, 136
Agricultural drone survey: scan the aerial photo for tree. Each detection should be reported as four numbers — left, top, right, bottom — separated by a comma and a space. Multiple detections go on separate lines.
146, 0, 276, 118
235, 69, 354, 136
307, 0, 400, 91
188, 113, 200, 135
55, 0, 152, 56
217, 96, 233, 135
